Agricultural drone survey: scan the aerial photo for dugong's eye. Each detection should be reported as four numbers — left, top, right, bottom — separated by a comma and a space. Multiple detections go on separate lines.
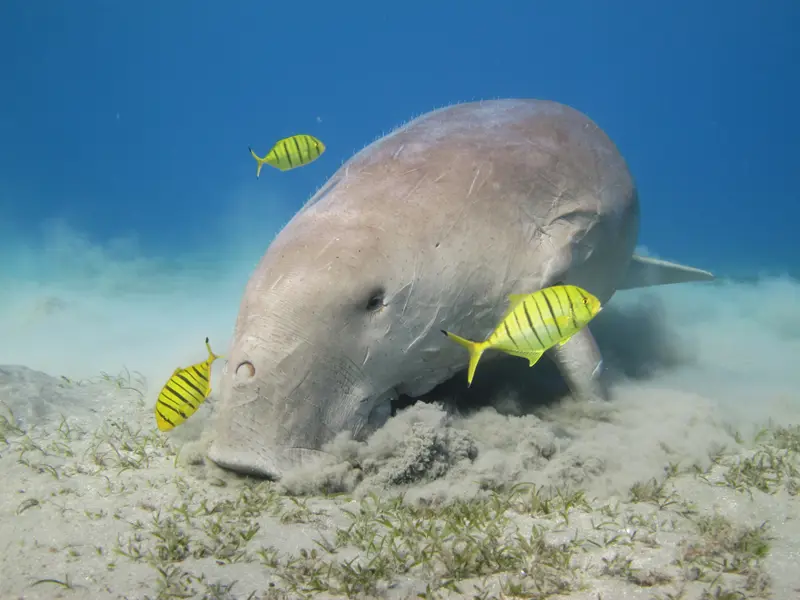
364, 288, 386, 312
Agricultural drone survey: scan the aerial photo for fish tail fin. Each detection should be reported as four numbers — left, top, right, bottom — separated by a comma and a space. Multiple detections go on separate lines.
441, 330, 486, 387
248, 147, 266, 178
205, 337, 222, 363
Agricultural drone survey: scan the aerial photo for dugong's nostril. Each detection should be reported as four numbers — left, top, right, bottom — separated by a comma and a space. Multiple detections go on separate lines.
235, 361, 256, 379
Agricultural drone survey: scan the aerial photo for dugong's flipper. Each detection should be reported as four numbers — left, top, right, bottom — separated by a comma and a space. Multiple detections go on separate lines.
549, 327, 609, 402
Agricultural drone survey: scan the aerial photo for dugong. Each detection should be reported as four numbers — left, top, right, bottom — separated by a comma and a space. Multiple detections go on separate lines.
209, 99, 714, 479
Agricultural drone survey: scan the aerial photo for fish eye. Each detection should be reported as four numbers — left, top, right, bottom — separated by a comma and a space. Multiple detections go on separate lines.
582, 296, 590, 305
365, 289, 386, 312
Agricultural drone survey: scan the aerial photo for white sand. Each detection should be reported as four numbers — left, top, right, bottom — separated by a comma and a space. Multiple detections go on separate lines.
1, 369, 797, 599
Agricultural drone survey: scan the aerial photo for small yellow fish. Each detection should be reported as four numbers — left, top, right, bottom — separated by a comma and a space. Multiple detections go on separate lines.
155, 338, 223, 432
442, 284, 602, 386
248, 134, 326, 177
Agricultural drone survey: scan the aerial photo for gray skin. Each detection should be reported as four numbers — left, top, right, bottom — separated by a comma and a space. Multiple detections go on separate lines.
208, 99, 714, 479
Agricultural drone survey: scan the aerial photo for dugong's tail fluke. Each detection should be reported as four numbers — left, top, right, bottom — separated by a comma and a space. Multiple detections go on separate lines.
618, 254, 715, 290
440, 330, 487, 387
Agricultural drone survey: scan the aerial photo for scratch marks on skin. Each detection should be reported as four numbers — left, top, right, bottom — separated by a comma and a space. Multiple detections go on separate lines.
399, 173, 427, 206
398, 279, 414, 320
466, 167, 480, 198
405, 305, 442, 354
269, 274, 285, 292
437, 162, 491, 244
400, 168, 422, 179
314, 236, 339, 260
398, 254, 421, 320
431, 152, 462, 185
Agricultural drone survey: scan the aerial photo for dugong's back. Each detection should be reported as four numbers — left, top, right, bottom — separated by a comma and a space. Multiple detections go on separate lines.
294, 99, 638, 303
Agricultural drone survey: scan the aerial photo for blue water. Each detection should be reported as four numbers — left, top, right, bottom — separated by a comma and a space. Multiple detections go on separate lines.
1, 0, 797, 277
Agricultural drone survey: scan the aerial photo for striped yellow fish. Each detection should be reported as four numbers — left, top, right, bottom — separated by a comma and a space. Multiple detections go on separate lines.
248, 134, 326, 177
154, 338, 223, 432
441, 284, 602, 386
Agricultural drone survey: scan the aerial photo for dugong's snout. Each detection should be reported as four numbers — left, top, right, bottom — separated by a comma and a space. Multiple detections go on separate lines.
207, 341, 375, 480
207, 380, 336, 479
208, 437, 333, 480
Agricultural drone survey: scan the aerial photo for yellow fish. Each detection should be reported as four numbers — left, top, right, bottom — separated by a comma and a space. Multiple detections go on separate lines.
442, 284, 602, 386
248, 134, 326, 177
154, 338, 223, 432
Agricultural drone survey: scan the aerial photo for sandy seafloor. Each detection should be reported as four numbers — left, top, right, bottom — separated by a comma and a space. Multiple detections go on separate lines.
1, 279, 799, 600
